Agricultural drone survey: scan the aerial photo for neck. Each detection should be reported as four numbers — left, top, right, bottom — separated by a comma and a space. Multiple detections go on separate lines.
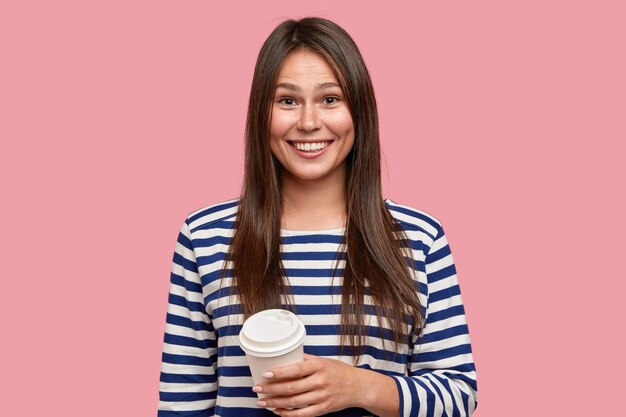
280, 170, 348, 231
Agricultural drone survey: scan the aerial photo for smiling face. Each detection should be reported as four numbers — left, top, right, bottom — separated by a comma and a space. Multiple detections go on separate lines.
269, 49, 355, 187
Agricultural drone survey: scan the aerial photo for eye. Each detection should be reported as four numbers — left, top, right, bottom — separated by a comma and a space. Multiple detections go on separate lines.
278, 97, 296, 106
323, 96, 340, 105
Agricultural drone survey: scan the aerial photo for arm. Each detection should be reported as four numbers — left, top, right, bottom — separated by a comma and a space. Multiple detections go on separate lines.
254, 354, 400, 417
254, 224, 477, 417
389, 224, 478, 416
158, 221, 218, 416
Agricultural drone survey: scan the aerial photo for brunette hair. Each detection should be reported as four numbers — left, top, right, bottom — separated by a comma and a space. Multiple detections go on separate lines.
229, 17, 423, 356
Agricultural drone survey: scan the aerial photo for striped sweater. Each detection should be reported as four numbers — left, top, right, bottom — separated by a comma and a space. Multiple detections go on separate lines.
158, 199, 477, 416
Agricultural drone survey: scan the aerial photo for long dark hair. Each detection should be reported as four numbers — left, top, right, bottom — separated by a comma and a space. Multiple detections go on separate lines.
230, 17, 423, 355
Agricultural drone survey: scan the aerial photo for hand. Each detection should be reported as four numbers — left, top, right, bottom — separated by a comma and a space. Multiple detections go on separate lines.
252, 354, 361, 416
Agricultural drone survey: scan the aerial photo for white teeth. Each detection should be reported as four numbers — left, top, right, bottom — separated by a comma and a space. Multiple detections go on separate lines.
293, 141, 328, 152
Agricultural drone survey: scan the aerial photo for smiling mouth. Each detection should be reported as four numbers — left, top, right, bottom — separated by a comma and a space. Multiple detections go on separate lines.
288, 141, 332, 152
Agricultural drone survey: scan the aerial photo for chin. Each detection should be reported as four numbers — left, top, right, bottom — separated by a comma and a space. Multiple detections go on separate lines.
285, 170, 332, 183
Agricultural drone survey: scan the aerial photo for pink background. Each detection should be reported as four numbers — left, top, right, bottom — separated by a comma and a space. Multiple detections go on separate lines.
1, 1, 624, 415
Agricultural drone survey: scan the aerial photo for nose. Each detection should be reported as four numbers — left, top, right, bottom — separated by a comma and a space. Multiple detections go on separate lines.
297, 105, 321, 132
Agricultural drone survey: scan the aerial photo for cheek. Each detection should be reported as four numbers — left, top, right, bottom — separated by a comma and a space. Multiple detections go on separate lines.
269, 120, 287, 159
270, 109, 295, 137
269, 118, 280, 139
269, 135, 283, 162
328, 110, 354, 135
339, 116, 356, 152
269, 118, 284, 152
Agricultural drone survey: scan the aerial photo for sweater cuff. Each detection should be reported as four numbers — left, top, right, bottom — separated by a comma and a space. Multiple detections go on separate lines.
391, 375, 421, 417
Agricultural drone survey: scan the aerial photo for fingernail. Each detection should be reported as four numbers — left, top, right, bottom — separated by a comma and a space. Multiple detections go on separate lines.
252, 385, 262, 393
262, 371, 274, 379
256, 400, 267, 407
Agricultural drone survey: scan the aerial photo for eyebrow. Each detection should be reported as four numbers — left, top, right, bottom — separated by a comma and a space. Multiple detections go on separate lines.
275, 82, 341, 92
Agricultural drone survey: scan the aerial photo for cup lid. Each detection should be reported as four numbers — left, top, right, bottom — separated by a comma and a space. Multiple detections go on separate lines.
239, 309, 306, 357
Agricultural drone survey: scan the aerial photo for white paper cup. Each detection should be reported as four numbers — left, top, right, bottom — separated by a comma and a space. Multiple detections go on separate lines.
239, 309, 306, 399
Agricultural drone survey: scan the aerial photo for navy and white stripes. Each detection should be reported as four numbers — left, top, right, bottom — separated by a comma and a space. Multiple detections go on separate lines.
158, 199, 477, 416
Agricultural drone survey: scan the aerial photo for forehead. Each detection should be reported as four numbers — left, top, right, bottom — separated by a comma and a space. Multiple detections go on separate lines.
276, 49, 339, 84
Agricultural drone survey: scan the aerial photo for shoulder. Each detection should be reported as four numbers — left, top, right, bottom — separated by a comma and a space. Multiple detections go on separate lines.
184, 198, 240, 233
384, 199, 443, 241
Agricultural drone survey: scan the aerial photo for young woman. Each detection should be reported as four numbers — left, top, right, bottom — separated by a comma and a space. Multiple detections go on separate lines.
158, 17, 477, 417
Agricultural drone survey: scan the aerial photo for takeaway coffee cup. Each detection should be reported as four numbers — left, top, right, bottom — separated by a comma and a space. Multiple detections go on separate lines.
239, 309, 306, 398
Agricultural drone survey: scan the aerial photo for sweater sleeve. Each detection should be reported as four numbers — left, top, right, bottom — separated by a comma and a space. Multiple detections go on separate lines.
158, 220, 218, 416
391, 225, 478, 417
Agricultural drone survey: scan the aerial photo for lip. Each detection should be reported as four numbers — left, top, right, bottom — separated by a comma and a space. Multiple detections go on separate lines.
287, 140, 333, 159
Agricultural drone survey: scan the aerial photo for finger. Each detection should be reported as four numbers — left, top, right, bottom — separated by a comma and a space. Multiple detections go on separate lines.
256, 375, 312, 397
266, 358, 320, 381
274, 403, 328, 417
259, 390, 319, 413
